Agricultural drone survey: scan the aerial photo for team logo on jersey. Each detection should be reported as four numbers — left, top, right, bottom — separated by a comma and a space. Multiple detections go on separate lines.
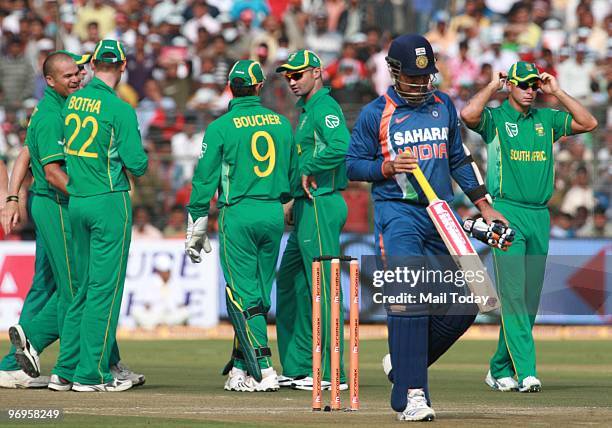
199, 142, 207, 159
325, 115, 340, 128
535, 123, 545, 136
415, 56, 428, 69
505, 122, 518, 137
431, 109, 439, 118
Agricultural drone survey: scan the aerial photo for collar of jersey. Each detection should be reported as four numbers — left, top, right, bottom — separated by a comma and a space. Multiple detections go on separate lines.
228, 95, 261, 110
296, 87, 331, 110
90, 76, 116, 94
44, 85, 67, 105
501, 99, 533, 120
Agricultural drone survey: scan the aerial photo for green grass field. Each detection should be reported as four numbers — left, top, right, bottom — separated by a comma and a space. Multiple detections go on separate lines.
1, 337, 611, 427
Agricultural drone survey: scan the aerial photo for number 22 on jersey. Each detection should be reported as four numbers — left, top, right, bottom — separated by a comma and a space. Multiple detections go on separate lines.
64, 113, 99, 158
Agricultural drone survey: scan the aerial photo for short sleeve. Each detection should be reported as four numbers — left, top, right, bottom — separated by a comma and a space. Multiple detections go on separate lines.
38, 116, 66, 166
550, 109, 573, 142
470, 107, 497, 144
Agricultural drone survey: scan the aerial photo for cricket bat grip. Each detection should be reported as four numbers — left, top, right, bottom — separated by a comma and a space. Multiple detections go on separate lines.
411, 165, 438, 203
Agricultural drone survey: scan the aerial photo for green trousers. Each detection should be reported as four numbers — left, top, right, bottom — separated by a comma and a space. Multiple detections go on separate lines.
490, 199, 549, 383
54, 192, 131, 385
219, 199, 284, 371
0, 203, 55, 371
276, 192, 347, 382
19, 195, 77, 354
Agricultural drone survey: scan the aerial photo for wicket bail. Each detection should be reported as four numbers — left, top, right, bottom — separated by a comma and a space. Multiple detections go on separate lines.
311, 256, 360, 412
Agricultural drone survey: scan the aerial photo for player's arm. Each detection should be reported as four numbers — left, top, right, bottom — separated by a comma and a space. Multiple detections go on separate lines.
447, 99, 508, 225
460, 72, 505, 130
0, 158, 7, 209
2, 147, 31, 234
301, 106, 350, 176
185, 125, 223, 262
43, 162, 68, 195
539, 72, 597, 134
116, 106, 148, 177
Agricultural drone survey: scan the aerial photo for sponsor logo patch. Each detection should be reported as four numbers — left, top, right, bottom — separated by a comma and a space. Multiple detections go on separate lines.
505, 122, 518, 137
325, 115, 340, 128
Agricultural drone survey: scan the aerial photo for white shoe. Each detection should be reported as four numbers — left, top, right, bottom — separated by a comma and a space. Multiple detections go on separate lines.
398, 389, 436, 422
9, 325, 40, 378
519, 376, 542, 393
247, 367, 280, 392
382, 353, 392, 377
72, 378, 133, 392
278, 375, 295, 387
110, 361, 146, 386
485, 370, 518, 392
48, 374, 73, 391
224, 367, 254, 392
291, 376, 348, 391
0, 370, 49, 389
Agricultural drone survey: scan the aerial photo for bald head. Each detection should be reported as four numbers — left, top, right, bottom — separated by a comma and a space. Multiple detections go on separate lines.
43, 52, 75, 79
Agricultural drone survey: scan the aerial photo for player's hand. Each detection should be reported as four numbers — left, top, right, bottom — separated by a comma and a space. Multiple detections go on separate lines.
302, 175, 318, 199
1, 201, 20, 235
539, 72, 560, 95
185, 214, 212, 263
478, 204, 508, 226
283, 200, 294, 226
383, 152, 418, 176
490, 71, 507, 91
463, 217, 515, 251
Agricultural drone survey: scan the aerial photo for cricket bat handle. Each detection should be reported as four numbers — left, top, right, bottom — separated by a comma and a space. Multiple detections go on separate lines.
411, 165, 438, 203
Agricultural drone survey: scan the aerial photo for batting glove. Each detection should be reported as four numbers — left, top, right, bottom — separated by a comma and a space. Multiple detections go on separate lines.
185, 213, 212, 263
462, 217, 515, 251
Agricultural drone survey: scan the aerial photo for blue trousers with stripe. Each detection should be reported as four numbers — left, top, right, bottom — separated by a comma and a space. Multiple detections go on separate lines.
374, 200, 476, 411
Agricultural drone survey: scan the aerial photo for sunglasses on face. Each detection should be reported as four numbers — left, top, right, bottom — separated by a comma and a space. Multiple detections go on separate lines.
285, 69, 311, 82
515, 80, 540, 91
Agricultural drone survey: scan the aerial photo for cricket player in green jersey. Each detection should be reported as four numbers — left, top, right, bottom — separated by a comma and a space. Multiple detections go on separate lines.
52, 40, 148, 392
0, 52, 80, 389
274, 50, 350, 390
186, 60, 297, 392
461, 61, 597, 393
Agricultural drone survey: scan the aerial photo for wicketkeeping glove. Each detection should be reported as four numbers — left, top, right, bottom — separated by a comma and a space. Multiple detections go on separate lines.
462, 217, 515, 251
185, 213, 212, 263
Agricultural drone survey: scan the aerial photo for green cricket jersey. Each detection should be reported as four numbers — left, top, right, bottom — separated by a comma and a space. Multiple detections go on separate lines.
294, 87, 349, 198
188, 96, 298, 220
471, 100, 573, 206
26, 86, 68, 202
62, 77, 148, 197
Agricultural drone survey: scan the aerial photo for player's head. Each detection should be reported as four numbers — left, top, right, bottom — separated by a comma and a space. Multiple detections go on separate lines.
91, 39, 127, 83
276, 49, 323, 98
385, 34, 438, 105
228, 60, 265, 97
42, 52, 80, 97
506, 61, 541, 108
55, 50, 92, 87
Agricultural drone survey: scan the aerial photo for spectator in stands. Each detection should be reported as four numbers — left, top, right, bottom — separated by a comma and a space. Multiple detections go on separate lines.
132, 206, 163, 240
163, 205, 187, 239
561, 166, 597, 215
171, 116, 204, 189
127, 34, 155, 100
448, 40, 479, 95
479, 31, 518, 73
305, 10, 342, 66
557, 44, 596, 102
508, 1, 542, 49
74, 0, 116, 41
338, 0, 363, 38
425, 11, 458, 58
0, 37, 34, 108
283, 0, 308, 50
183, 1, 221, 43
577, 206, 612, 237
450, 0, 490, 35
106, 12, 136, 49
136, 79, 176, 140
550, 211, 575, 238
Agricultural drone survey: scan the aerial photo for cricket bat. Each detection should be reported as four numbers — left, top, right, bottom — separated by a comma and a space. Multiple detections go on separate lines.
411, 165, 500, 313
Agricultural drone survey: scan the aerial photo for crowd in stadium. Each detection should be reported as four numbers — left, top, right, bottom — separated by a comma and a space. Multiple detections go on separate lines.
0, 0, 610, 239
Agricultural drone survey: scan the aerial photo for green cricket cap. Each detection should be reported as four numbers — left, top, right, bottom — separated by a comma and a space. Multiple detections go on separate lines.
275, 49, 322, 73
55, 50, 91, 65
507, 61, 540, 84
228, 60, 265, 86
92, 39, 127, 63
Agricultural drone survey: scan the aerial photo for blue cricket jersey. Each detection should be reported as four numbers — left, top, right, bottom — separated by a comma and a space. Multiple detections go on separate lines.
346, 87, 484, 204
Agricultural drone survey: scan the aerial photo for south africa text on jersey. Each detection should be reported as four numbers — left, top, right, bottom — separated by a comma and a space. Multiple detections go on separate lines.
67, 96, 101, 114
232, 114, 282, 128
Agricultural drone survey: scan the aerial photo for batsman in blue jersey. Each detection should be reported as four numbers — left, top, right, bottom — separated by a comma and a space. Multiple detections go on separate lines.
346, 34, 506, 421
